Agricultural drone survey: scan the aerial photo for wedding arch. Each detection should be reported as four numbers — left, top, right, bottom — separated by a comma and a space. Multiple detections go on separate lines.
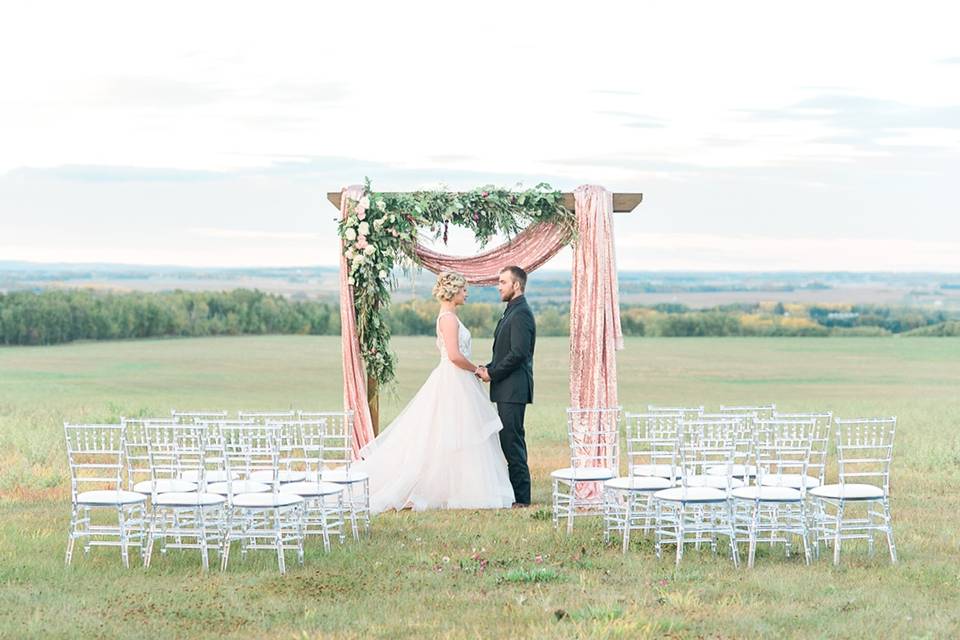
329, 181, 642, 454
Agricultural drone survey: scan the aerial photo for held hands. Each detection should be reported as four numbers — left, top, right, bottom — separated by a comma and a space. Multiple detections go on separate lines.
474, 366, 491, 382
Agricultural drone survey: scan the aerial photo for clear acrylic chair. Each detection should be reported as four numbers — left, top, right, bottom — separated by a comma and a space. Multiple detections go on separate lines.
603, 412, 676, 552
281, 419, 348, 552
219, 423, 305, 575
64, 423, 148, 567
720, 404, 776, 419
652, 418, 740, 568
731, 418, 816, 567
810, 417, 897, 565
647, 405, 703, 420
121, 417, 177, 492
238, 410, 297, 423
142, 423, 227, 570
765, 411, 833, 489
703, 412, 758, 482
300, 410, 369, 541
551, 407, 622, 535
171, 409, 229, 424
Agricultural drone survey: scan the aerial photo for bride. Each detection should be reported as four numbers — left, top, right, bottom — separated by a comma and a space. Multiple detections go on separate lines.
354, 271, 515, 513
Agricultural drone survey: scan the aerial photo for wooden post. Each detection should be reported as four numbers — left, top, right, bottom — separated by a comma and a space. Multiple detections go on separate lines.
330, 190, 643, 433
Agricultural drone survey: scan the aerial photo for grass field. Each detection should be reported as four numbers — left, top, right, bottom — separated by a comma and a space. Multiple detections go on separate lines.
2, 335, 959, 638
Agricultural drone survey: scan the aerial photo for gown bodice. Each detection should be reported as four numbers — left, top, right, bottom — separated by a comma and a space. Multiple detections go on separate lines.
437, 312, 471, 361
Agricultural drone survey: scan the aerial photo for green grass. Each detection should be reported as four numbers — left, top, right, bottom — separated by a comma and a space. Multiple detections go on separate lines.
2, 335, 960, 638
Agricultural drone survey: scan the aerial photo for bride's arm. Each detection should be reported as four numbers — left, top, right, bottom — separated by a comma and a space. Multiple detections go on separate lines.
439, 315, 478, 372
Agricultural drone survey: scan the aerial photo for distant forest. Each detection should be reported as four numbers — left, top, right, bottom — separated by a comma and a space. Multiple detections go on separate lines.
1, 289, 959, 346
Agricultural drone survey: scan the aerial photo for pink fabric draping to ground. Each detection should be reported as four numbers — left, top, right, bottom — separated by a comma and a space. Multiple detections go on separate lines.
415, 222, 570, 284
338, 185, 376, 457
569, 185, 623, 496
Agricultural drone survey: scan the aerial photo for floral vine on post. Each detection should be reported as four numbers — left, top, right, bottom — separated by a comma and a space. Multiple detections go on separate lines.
339, 178, 574, 387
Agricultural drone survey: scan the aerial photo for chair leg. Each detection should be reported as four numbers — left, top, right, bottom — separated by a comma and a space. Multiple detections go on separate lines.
551, 480, 559, 529
621, 494, 632, 554
220, 512, 232, 572
675, 510, 685, 568
566, 482, 575, 535
883, 498, 898, 563
748, 502, 759, 568
65, 505, 78, 566
198, 507, 209, 572
832, 501, 844, 566
118, 506, 130, 568
274, 510, 286, 575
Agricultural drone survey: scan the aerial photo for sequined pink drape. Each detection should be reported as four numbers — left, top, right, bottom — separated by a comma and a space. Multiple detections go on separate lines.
338, 185, 376, 456
570, 185, 623, 494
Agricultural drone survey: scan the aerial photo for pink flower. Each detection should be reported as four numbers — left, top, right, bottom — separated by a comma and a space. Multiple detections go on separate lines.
534, 554, 543, 564
357, 210, 366, 220
481, 191, 489, 198
356, 235, 368, 250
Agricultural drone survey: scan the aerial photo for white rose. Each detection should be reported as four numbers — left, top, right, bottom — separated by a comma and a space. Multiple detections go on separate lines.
347, 277, 355, 286
345, 248, 355, 259
376, 199, 386, 211
358, 196, 370, 210
345, 227, 357, 241
358, 221, 370, 236
389, 214, 396, 223
378, 270, 387, 279
354, 254, 365, 265
373, 217, 385, 229
364, 244, 376, 256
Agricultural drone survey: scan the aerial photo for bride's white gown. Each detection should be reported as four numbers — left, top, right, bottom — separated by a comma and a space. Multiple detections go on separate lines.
355, 312, 515, 513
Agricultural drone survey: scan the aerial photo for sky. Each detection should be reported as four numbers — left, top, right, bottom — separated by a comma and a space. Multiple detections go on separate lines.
1, 1, 959, 271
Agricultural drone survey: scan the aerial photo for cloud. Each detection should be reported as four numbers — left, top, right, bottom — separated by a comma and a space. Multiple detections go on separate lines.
939, 56, 960, 64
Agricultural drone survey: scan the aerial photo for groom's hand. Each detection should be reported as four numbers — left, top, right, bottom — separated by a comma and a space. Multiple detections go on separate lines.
477, 366, 491, 382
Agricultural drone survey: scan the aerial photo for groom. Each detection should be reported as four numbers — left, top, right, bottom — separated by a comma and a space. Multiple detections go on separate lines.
477, 266, 535, 507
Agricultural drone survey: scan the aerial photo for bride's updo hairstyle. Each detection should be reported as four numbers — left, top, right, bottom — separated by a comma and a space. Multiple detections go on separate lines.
433, 271, 467, 302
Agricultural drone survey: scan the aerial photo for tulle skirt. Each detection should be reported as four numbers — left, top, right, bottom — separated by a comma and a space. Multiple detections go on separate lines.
355, 360, 515, 513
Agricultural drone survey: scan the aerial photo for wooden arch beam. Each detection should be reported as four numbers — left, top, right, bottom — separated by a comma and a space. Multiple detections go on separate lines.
327, 192, 643, 213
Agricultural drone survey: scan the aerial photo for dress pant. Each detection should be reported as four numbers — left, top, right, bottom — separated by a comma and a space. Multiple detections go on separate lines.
496, 401, 531, 505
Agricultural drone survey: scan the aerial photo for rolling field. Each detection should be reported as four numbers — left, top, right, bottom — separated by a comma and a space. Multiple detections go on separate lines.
1, 335, 959, 638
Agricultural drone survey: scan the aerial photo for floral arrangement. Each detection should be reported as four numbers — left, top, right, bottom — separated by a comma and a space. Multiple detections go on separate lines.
339, 178, 575, 387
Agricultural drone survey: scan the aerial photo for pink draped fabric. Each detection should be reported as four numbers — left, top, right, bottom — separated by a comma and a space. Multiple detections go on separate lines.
569, 185, 623, 496
338, 185, 376, 457
415, 222, 570, 284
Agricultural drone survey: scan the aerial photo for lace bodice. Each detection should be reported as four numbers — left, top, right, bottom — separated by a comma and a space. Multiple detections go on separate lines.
436, 312, 471, 361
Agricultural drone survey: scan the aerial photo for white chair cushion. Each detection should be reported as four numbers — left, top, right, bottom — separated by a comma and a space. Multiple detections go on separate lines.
152, 492, 226, 507
231, 492, 304, 508
605, 476, 672, 491
809, 483, 886, 500
631, 464, 675, 478
133, 479, 197, 494
207, 480, 271, 495
77, 490, 147, 505
759, 474, 821, 490
283, 480, 345, 497
180, 470, 240, 483
685, 474, 745, 489
731, 486, 803, 502
653, 486, 728, 503
320, 469, 370, 484
249, 470, 307, 483
550, 467, 617, 481
706, 464, 757, 477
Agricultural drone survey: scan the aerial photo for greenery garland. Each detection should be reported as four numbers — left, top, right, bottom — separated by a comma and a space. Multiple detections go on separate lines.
338, 178, 575, 386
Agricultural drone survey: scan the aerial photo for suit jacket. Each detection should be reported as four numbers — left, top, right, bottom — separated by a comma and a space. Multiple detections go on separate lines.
486, 295, 536, 404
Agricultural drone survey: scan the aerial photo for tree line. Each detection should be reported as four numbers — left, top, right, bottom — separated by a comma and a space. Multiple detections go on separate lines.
1, 289, 958, 346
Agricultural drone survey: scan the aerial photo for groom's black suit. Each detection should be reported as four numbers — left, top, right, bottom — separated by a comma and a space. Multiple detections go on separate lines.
486, 294, 535, 505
